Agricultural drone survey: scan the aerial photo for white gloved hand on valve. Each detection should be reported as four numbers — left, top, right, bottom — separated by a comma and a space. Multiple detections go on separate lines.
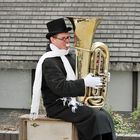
84, 73, 102, 89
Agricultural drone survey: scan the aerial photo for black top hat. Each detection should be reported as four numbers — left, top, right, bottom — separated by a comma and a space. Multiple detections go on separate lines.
46, 18, 72, 39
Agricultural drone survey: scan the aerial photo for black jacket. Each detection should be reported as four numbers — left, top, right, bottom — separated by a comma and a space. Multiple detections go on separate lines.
41, 44, 85, 109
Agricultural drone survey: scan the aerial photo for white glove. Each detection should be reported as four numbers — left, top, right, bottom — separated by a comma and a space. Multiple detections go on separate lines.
84, 73, 102, 88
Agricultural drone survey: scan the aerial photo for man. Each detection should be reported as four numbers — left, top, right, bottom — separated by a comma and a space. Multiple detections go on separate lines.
31, 18, 116, 140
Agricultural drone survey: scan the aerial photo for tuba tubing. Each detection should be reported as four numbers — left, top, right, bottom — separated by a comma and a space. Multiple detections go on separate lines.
85, 42, 109, 108
67, 17, 110, 108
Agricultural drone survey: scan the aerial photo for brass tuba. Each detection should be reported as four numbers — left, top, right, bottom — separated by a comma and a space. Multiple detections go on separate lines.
67, 17, 110, 108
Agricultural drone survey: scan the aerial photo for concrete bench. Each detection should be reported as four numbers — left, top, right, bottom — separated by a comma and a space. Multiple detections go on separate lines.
19, 114, 78, 140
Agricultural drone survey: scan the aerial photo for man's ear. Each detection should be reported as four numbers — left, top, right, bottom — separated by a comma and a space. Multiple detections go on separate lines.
50, 36, 54, 43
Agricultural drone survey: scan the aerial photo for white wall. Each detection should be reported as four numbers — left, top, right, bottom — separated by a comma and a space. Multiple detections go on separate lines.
107, 71, 132, 111
0, 69, 31, 109
0, 69, 138, 111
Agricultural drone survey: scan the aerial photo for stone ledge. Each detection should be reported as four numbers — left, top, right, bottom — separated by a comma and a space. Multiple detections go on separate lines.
0, 131, 140, 140
0, 61, 37, 69
0, 130, 18, 134
117, 134, 140, 140
109, 62, 140, 71
117, 134, 140, 137
0, 61, 140, 71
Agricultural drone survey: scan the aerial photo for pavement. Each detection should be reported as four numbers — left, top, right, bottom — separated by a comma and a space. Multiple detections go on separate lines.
0, 109, 29, 131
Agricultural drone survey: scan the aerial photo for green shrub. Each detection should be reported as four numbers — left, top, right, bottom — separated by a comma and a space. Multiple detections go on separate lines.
111, 112, 134, 134
106, 107, 135, 134
131, 102, 140, 123
130, 102, 140, 132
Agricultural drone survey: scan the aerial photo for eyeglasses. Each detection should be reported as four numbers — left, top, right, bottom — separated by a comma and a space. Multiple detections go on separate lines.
54, 36, 70, 41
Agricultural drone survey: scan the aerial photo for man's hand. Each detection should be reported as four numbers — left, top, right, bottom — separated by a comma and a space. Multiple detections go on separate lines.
30, 112, 38, 120
84, 73, 102, 89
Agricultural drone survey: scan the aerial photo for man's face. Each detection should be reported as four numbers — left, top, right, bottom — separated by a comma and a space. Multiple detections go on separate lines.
50, 32, 70, 50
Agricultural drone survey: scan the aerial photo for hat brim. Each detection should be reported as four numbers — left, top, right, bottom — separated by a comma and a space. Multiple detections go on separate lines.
46, 27, 72, 39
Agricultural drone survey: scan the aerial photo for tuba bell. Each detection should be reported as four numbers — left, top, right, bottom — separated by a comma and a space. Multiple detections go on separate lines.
67, 17, 110, 108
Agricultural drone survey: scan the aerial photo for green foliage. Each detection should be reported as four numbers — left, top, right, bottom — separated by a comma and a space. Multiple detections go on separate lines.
111, 112, 134, 134
131, 102, 140, 123
106, 107, 135, 134
130, 102, 140, 132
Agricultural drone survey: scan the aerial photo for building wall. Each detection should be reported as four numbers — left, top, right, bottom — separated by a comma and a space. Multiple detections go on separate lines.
0, 68, 139, 112
107, 71, 132, 111
0, 69, 31, 109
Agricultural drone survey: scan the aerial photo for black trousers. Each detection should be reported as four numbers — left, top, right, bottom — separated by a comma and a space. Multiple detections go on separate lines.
46, 101, 116, 140
94, 132, 114, 140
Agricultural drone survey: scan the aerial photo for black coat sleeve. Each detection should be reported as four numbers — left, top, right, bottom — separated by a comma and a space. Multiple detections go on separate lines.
42, 57, 85, 98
